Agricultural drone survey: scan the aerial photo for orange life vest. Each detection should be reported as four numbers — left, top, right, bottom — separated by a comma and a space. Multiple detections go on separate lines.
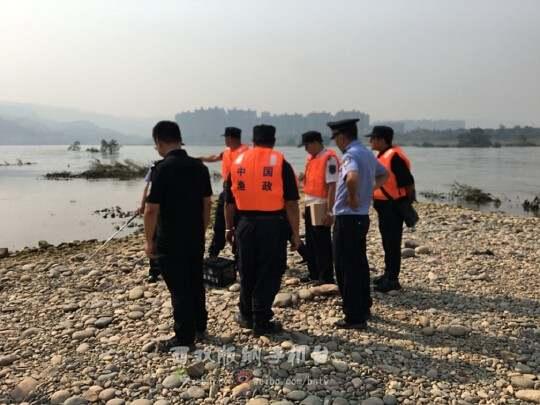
222, 144, 249, 179
231, 147, 285, 211
373, 146, 411, 200
303, 149, 339, 198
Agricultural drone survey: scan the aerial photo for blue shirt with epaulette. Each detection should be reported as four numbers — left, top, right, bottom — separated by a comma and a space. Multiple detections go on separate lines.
333, 140, 387, 216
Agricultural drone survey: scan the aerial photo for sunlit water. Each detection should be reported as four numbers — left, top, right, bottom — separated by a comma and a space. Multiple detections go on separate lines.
1, 145, 538, 250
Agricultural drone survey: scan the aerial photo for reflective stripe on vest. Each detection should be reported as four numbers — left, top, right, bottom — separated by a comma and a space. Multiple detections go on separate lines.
231, 147, 285, 211
303, 149, 339, 198
373, 146, 411, 200
221, 144, 249, 179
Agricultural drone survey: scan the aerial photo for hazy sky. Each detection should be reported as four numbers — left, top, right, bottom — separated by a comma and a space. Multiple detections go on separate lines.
2, 0, 539, 127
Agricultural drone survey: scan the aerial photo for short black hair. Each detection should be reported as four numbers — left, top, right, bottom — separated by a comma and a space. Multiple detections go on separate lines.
253, 125, 276, 147
152, 121, 182, 143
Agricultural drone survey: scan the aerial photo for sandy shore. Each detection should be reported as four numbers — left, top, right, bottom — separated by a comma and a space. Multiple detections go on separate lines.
0, 202, 539, 405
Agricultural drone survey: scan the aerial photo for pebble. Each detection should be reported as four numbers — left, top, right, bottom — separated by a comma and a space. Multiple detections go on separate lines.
50, 389, 71, 404
186, 361, 206, 378
128, 286, 144, 300
98, 388, 117, 401
401, 248, 415, 258
130, 400, 152, 405
273, 292, 293, 307
21, 327, 41, 338
0, 354, 18, 366
300, 396, 323, 405
105, 400, 125, 405
63, 396, 89, 405
287, 390, 307, 400
382, 395, 397, 405
186, 386, 205, 399
94, 317, 113, 328
127, 310, 144, 320
162, 374, 183, 388
361, 398, 384, 405
76, 343, 90, 353
248, 399, 270, 405
447, 324, 470, 337
512, 376, 535, 389
331, 359, 348, 372
10, 377, 38, 402
415, 246, 431, 254
515, 390, 540, 403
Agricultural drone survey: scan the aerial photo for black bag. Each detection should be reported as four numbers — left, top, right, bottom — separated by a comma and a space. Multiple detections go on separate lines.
203, 257, 237, 288
380, 187, 419, 228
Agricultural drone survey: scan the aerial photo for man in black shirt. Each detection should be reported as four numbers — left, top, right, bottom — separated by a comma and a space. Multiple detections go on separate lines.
368, 126, 415, 293
144, 121, 212, 350
224, 125, 301, 336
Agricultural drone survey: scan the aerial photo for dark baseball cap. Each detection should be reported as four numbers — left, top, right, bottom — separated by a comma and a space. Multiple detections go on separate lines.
222, 127, 242, 138
253, 124, 276, 143
365, 125, 394, 143
298, 131, 323, 147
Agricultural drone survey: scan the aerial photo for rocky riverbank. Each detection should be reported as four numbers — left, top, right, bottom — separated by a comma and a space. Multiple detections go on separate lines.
0, 203, 539, 405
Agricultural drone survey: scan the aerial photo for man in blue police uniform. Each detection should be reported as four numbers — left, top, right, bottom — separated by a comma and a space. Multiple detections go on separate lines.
328, 119, 388, 329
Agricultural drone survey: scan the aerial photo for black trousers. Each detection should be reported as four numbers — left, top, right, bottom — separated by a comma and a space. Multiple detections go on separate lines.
333, 215, 371, 323
208, 191, 226, 257
236, 215, 287, 326
159, 250, 207, 345
304, 207, 334, 283
374, 200, 404, 281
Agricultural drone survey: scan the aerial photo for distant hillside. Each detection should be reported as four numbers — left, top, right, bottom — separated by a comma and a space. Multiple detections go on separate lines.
0, 115, 147, 145
0, 101, 158, 138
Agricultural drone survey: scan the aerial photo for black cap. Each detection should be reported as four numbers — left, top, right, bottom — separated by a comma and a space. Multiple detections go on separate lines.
365, 125, 394, 144
253, 124, 276, 143
327, 118, 359, 139
298, 131, 323, 147
222, 127, 242, 138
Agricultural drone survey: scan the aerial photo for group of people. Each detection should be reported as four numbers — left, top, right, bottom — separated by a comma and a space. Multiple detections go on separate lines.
141, 118, 415, 350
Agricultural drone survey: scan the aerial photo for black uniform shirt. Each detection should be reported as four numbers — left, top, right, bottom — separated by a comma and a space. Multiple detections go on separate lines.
147, 149, 213, 254
224, 160, 299, 215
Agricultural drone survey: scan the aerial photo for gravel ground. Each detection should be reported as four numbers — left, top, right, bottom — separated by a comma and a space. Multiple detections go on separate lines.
0, 202, 539, 405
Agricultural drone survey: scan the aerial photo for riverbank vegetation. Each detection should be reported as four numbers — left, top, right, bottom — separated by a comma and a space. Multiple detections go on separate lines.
45, 159, 146, 180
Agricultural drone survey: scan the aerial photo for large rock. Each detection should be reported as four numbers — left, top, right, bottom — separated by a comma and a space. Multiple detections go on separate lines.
515, 390, 540, 403
0, 248, 8, 258
10, 377, 39, 402
415, 246, 431, 255
72, 329, 95, 340
273, 292, 293, 307
130, 400, 152, 405
247, 399, 270, 405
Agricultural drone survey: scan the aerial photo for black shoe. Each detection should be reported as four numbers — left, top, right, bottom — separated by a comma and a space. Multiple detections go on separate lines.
156, 337, 195, 353
253, 320, 283, 337
372, 274, 386, 285
147, 274, 159, 283
235, 313, 253, 329
299, 275, 312, 283
334, 319, 368, 330
195, 330, 208, 341
374, 279, 402, 293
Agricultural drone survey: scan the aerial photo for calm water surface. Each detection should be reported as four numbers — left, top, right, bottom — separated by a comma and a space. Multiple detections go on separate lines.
1, 145, 538, 250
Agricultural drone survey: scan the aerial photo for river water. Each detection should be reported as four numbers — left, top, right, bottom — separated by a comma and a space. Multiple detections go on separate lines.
1, 145, 538, 250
